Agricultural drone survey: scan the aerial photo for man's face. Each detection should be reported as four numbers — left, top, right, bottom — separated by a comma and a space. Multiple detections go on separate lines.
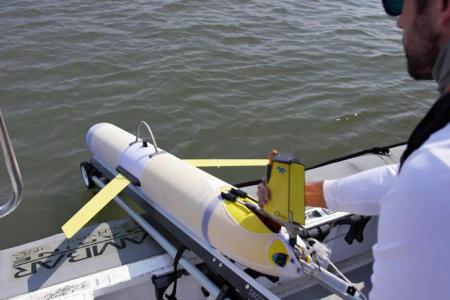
398, 0, 441, 79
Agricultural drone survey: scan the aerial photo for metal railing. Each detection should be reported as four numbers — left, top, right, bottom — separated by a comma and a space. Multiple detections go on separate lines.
0, 108, 23, 219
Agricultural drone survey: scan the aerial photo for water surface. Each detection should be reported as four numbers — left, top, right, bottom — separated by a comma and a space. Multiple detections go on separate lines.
0, 0, 437, 249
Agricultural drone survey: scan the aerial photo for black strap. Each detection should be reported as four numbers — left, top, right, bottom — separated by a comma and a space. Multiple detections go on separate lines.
299, 223, 332, 242
165, 246, 189, 300
342, 215, 371, 244
216, 285, 230, 300
400, 93, 450, 171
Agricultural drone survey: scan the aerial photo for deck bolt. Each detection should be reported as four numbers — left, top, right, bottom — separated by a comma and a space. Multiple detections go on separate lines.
245, 284, 249, 289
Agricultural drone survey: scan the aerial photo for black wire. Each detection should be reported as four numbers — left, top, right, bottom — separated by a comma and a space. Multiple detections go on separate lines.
306, 141, 406, 170
233, 142, 406, 188
233, 179, 262, 188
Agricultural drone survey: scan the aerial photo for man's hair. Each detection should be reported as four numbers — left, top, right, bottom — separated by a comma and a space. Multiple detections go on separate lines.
417, 0, 448, 13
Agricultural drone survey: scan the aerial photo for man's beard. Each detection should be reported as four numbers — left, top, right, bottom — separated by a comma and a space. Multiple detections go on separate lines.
404, 15, 440, 80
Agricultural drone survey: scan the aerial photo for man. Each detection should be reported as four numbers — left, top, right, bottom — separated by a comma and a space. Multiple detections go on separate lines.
258, 0, 450, 298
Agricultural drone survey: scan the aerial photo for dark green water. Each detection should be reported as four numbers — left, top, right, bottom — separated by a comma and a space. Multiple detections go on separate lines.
0, 0, 437, 249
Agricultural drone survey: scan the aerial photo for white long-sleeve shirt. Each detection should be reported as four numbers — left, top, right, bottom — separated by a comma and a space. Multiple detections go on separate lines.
323, 123, 450, 300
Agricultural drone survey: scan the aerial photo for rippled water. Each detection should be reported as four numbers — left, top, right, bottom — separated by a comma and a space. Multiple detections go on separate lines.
0, 0, 437, 249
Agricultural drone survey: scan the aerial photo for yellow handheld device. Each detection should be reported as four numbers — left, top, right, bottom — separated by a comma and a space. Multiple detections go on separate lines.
264, 151, 305, 226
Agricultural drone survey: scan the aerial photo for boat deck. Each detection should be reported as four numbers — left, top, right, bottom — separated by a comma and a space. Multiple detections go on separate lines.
1, 145, 405, 299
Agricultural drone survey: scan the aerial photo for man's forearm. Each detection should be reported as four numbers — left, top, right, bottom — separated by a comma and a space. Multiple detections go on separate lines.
305, 181, 327, 208
321, 164, 398, 215
259, 180, 327, 208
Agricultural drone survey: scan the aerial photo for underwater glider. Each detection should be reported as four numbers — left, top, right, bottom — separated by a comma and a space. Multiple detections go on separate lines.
62, 121, 364, 299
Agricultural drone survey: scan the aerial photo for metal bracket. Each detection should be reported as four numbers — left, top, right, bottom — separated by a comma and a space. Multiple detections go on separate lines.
116, 165, 141, 186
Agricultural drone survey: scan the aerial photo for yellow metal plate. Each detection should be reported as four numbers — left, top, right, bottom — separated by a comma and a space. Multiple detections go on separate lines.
265, 161, 290, 221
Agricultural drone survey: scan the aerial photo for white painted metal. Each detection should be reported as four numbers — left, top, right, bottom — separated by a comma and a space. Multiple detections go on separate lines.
0, 108, 23, 218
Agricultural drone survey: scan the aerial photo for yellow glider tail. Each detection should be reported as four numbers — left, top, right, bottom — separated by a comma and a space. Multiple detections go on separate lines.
265, 153, 305, 226
62, 174, 130, 239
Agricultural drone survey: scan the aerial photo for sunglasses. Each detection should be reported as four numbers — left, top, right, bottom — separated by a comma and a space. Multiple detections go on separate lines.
382, 0, 403, 16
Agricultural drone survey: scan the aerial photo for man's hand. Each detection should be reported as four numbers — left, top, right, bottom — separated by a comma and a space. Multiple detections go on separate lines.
257, 180, 327, 208
257, 178, 270, 207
